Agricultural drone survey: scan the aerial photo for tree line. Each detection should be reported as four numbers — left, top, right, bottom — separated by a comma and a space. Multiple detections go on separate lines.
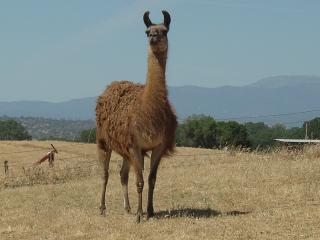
78, 115, 320, 150
0, 120, 32, 140
2, 116, 320, 150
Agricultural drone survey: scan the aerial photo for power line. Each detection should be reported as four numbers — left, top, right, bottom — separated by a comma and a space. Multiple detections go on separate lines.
215, 109, 320, 121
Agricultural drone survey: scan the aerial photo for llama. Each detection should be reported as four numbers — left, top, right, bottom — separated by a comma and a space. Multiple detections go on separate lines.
95, 10, 177, 222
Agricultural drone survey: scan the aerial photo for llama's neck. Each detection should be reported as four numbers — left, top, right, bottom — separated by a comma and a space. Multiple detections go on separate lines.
143, 50, 168, 101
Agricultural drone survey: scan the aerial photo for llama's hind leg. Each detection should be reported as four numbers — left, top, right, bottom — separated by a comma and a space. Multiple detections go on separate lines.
147, 145, 164, 218
97, 142, 111, 216
120, 158, 131, 213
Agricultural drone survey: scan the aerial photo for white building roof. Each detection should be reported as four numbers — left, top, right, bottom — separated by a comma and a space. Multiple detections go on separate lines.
274, 139, 320, 143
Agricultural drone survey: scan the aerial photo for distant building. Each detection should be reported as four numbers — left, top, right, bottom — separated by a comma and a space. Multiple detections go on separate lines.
274, 139, 320, 144
274, 139, 320, 150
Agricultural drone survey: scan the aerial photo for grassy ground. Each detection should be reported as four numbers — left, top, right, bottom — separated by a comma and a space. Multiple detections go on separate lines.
1, 141, 320, 239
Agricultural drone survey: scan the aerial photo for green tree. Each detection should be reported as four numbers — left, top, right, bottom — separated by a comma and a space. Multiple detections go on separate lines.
177, 115, 251, 149
246, 122, 279, 149
244, 122, 302, 149
270, 123, 288, 142
305, 118, 320, 139
286, 127, 304, 139
0, 120, 32, 140
176, 115, 218, 148
217, 121, 250, 147
79, 128, 96, 143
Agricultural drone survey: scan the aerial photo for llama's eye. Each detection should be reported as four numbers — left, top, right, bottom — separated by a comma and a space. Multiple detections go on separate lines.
162, 30, 168, 36
145, 30, 150, 36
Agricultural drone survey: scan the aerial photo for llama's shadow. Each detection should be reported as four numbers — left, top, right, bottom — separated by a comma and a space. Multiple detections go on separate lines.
153, 208, 251, 219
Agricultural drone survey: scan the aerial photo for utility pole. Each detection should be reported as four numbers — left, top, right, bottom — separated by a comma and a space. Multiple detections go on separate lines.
305, 122, 308, 139
4, 160, 9, 176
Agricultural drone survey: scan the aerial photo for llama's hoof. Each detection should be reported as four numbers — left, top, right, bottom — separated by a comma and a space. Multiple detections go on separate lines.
147, 212, 154, 219
100, 205, 106, 216
136, 212, 143, 223
124, 206, 131, 214
147, 207, 154, 219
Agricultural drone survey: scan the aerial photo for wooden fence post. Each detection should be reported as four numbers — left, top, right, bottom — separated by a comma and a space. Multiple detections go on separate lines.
4, 160, 9, 176
48, 152, 54, 168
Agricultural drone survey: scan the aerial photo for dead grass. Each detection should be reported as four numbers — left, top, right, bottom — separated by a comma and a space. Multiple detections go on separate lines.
1, 141, 320, 239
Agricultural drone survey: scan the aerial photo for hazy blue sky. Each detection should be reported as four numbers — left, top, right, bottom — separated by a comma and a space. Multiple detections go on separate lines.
0, 0, 319, 102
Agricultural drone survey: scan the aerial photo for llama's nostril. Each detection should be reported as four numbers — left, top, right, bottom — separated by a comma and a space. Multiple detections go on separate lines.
150, 37, 159, 44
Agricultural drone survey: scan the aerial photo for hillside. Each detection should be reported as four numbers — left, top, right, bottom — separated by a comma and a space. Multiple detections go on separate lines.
249, 75, 320, 88
0, 97, 95, 120
171, 75, 320, 124
1, 75, 320, 126
0, 116, 94, 140
1, 141, 320, 239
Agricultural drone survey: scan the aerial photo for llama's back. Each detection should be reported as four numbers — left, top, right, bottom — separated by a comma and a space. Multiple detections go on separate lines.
96, 81, 144, 156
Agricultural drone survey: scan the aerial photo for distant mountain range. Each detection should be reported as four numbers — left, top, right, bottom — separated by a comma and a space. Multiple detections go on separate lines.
1, 75, 320, 127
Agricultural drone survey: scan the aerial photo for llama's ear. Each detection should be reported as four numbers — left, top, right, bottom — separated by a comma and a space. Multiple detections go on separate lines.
162, 10, 171, 30
143, 11, 153, 28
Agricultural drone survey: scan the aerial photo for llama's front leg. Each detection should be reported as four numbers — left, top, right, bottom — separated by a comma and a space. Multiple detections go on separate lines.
147, 145, 163, 218
120, 158, 131, 213
135, 170, 144, 223
130, 147, 144, 223
98, 144, 111, 216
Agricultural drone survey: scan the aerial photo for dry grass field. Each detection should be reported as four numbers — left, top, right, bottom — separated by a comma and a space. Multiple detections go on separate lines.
1, 141, 320, 239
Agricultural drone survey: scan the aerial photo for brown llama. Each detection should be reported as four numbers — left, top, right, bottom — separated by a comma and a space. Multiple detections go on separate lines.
95, 10, 177, 222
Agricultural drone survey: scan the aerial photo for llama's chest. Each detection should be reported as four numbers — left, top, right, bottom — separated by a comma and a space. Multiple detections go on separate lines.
134, 131, 163, 150
130, 111, 173, 149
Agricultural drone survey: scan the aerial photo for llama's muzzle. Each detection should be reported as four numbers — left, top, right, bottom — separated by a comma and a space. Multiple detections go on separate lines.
150, 36, 160, 45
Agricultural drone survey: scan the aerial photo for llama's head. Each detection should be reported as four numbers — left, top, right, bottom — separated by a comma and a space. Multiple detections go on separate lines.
144, 10, 171, 54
